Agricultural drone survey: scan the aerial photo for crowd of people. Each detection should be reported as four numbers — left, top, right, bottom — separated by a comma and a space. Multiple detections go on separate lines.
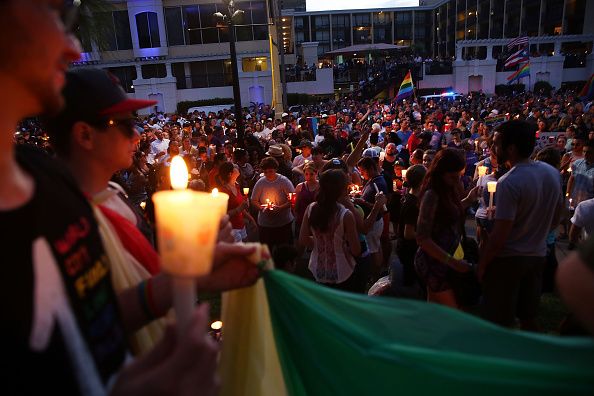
4, 1, 594, 394
19, 68, 594, 328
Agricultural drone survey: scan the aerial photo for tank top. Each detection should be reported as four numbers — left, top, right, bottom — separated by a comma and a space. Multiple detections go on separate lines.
307, 203, 356, 284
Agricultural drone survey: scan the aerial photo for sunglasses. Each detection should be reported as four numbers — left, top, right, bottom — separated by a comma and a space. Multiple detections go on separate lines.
90, 118, 138, 138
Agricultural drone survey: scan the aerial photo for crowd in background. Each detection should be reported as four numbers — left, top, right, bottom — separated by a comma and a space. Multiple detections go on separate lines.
17, 86, 594, 332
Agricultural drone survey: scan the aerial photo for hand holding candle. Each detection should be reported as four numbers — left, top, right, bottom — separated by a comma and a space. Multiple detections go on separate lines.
260, 198, 276, 211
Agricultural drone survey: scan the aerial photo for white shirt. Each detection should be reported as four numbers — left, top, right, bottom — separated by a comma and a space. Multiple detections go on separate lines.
292, 154, 313, 168
148, 138, 169, 164
571, 198, 594, 237
256, 127, 273, 141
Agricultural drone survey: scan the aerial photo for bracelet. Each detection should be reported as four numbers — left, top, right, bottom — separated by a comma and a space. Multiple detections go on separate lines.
137, 280, 156, 321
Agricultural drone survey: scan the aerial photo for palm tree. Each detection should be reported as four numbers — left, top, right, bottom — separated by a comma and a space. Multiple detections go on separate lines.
69, 0, 115, 52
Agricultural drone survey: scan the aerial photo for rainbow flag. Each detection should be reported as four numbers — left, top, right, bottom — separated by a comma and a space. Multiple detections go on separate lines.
219, 270, 594, 396
579, 74, 594, 100
507, 62, 530, 84
396, 70, 414, 101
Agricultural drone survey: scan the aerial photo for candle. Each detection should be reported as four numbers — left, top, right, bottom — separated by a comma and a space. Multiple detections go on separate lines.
373, 183, 388, 211
139, 201, 146, 210
152, 156, 223, 332
287, 192, 297, 206
487, 181, 497, 218
211, 188, 230, 218
477, 165, 488, 177
567, 167, 572, 173
243, 187, 250, 196
379, 151, 386, 162
261, 198, 275, 211
401, 169, 408, 180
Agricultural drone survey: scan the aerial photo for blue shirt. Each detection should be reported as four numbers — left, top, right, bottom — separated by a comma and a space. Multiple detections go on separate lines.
397, 130, 412, 144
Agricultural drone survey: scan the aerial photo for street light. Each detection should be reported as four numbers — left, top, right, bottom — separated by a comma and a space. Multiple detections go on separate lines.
215, 0, 245, 147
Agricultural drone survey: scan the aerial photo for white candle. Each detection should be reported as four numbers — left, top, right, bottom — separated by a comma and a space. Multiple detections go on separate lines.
373, 183, 387, 211
243, 187, 249, 196
477, 165, 488, 177
211, 188, 229, 218
152, 156, 223, 332
139, 201, 146, 210
401, 169, 408, 180
487, 181, 497, 217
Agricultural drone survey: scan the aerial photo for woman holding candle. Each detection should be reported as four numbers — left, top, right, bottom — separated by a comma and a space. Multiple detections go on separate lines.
415, 148, 480, 309
299, 170, 361, 290
251, 157, 296, 256
218, 162, 255, 242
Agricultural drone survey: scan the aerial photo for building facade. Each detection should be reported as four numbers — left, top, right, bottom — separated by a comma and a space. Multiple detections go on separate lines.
75, 0, 594, 113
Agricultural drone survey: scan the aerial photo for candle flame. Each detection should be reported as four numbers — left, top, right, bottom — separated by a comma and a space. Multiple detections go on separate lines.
170, 156, 188, 190
212, 188, 219, 196
210, 320, 223, 330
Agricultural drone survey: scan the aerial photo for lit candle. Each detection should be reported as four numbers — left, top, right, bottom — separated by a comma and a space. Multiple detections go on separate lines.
477, 165, 488, 177
379, 151, 386, 162
401, 169, 408, 180
567, 167, 572, 173
288, 192, 297, 207
140, 201, 146, 210
243, 187, 250, 196
487, 181, 497, 218
152, 156, 224, 332
211, 188, 229, 218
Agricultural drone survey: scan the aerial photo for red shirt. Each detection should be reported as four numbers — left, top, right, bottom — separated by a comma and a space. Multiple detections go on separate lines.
220, 184, 245, 229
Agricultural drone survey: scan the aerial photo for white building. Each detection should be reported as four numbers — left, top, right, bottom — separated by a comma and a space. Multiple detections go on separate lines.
73, 0, 594, 114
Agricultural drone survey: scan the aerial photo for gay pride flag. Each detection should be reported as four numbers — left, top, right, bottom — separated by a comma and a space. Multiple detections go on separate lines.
396, 70, 414, 101
219, 270, 594, 396
579, 74, 594, 100
507, 62, 530, 84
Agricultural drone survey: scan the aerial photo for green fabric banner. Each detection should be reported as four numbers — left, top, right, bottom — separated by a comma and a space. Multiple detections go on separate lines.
264, 270, 594, 396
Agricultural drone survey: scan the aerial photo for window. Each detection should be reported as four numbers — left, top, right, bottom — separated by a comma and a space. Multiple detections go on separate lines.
172, 62, 187, 89
136, 12, 161, 48
189, 61, 208, 88
114, 11, 133, 50
141, 64, 167, 79
187, 60, 233, 88
183, 6, 202, 45
242, 57, 268, 72
165, 7, 185, 46
106, 66, 137, 93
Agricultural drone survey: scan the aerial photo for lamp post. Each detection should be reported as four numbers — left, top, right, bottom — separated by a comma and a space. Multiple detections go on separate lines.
215, 0, 245, 147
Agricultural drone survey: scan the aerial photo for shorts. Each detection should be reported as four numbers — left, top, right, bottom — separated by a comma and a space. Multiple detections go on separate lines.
482, 256, 545, 326
231, 227, 248, 243
366, 218, 384, 254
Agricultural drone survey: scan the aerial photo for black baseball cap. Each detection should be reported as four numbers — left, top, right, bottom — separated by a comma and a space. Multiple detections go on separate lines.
61, 68, 157, 121
45, 68, 156, 156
